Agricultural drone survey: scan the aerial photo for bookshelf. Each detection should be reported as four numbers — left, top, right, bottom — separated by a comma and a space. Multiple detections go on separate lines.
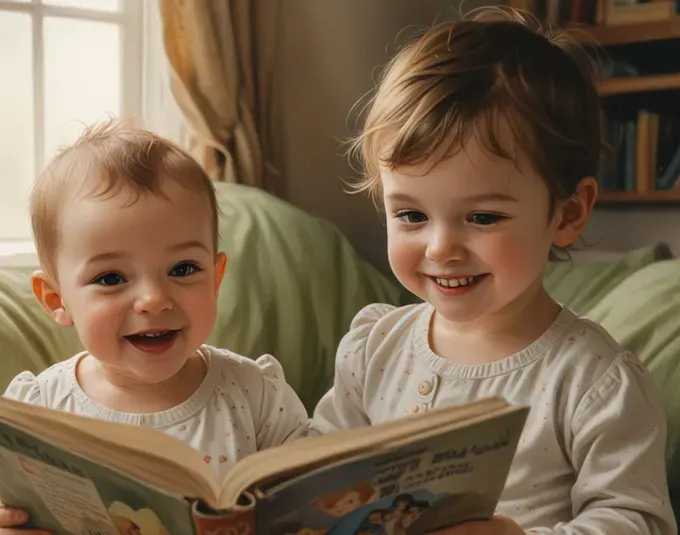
598, 73, 680, 96
569, 17, 680, 45
508, 0, 680, 204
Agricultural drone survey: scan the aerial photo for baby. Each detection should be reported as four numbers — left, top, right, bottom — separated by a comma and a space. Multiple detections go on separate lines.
312, 7, 676, 535
0, 121, 308, 534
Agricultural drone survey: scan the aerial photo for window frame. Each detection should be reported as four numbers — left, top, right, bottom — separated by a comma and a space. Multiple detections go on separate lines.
0, 0, 144, 245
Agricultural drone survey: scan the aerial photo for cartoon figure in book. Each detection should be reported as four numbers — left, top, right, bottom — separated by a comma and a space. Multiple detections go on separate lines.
312, 481, 376, 519
271, 481, 377, 535
392, 501, 428, 535
273, 525, 328, 535
355, 494, 429, 535
112, 516, 142, 535
107, 501, 170, 535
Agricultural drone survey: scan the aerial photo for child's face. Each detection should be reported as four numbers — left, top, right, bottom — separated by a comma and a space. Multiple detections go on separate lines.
381, 128, 584, 327
36, 179, 225, 386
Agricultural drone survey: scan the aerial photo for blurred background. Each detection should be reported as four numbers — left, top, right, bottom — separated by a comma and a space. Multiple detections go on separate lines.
0, 0, 678, 272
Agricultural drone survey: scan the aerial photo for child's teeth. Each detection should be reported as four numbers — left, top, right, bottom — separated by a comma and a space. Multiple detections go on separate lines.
435, 276, 476, 288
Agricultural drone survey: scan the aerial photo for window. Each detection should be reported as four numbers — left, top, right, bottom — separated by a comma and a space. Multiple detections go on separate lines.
0, 0, 143, 242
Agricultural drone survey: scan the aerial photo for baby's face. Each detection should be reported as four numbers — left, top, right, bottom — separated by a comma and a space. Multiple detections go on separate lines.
49, 179, 224, 386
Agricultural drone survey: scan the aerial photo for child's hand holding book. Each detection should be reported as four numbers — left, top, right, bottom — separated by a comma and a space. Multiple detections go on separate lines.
0, 503, 48, 535
430, 514, 530, 535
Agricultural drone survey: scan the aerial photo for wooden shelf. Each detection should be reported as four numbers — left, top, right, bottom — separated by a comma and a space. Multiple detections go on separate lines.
598, 73, 680, 95
597, 190, 680, 203
569, 17, 680, 46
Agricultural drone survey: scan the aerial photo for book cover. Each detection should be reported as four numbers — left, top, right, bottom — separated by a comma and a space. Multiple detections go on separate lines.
256, 406, 526, 535
0, 397, 528, 535
0, 424, 195, 535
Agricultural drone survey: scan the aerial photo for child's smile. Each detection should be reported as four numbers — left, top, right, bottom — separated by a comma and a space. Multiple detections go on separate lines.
430, 273, 488, 295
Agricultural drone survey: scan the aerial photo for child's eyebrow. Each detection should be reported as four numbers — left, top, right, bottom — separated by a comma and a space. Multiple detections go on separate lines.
464, 193, 518, 202
384, 193, 419, 204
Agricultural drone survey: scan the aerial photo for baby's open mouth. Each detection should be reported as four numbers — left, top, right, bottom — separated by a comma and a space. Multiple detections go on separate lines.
125, 330, 180, 348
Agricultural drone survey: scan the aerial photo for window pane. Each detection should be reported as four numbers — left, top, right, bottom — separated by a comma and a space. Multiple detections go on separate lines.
0, 12, 34, 240
44, 17, 121, 161
43, 0, 121, 12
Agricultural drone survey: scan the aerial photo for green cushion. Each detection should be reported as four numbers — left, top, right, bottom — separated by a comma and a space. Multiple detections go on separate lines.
544, 244, 672, 315
0, 267, 81, 389
206, 183, 404, 409
0, 184, 404, 411
585, 259, 680, 503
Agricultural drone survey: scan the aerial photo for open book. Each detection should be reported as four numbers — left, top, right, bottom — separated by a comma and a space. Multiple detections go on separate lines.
0, 396, 528, 535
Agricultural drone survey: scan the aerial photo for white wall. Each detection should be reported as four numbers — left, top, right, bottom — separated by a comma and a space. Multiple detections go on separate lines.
585, 209, 680, 254
277, 1, 463, 273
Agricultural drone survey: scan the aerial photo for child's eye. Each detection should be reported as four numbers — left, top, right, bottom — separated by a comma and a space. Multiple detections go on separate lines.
93, 273, 125, 286
170, 262, 202, 277
468, 213, 504, 226
395, 210, 428, 224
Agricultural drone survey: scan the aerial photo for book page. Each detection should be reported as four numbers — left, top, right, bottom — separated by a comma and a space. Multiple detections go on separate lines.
254, 407, 528, 535
0, 448, 119, 535
0, 424, 197, 535
0, 397, 216, 503
219, 398, 512, 505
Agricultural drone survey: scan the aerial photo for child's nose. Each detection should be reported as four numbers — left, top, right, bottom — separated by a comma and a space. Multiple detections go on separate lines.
425, 226, 466, 264
133, 281, 173, 314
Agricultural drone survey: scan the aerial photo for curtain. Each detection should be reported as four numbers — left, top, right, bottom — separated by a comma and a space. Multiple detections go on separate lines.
159, 0, 280, 191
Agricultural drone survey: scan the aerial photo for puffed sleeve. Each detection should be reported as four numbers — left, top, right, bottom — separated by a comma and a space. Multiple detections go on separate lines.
3, 371, 43, 405
310, 303, 395, 436
253, 354, 309, 449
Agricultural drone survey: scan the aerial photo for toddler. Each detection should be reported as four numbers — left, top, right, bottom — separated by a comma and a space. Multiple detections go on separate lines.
0, 121, 308, 534
311, 7, 676, 535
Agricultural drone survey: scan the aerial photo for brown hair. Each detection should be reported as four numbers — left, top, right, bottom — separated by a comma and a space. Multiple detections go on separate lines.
350, 7, 602, 258
30, 119, 219, 278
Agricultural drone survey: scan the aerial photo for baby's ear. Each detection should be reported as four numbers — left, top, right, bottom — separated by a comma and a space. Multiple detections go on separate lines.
31, 271, 73, 327
214, 252, 228, 295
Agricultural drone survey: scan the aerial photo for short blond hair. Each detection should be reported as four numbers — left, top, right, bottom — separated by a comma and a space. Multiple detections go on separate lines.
351, 7, 601, 226
30, 119, 219, 278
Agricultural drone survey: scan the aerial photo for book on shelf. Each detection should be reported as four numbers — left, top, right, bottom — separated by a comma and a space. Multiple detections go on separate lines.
604, 0, 675, 26
599, 114, 637, 192
531, 0, 676, 27
0, 396, 528, 535
655, 114, 680, 190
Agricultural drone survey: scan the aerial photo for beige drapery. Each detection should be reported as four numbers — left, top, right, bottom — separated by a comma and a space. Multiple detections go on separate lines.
160, 0, 280, 191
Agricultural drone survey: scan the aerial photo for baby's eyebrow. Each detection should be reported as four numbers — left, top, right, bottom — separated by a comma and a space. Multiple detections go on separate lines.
168, 240, 211, 254
85, 251, 126, 265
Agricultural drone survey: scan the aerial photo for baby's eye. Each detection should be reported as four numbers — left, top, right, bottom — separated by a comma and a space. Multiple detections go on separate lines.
396, 211, 428, 224
170, 262, 201, 277
468, 212, 504, 226
93, 273, 125, 286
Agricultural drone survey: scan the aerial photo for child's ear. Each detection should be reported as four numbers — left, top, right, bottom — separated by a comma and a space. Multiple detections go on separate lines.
31, 271, 73, 327
214, 253, 228, 295
553, 177, 598, 248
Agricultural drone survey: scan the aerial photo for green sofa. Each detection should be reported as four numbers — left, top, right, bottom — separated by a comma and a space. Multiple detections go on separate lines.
0, 183, 678, 517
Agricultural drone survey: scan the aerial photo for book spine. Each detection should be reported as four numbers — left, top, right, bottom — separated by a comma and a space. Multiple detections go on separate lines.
191, 502, 256, 535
